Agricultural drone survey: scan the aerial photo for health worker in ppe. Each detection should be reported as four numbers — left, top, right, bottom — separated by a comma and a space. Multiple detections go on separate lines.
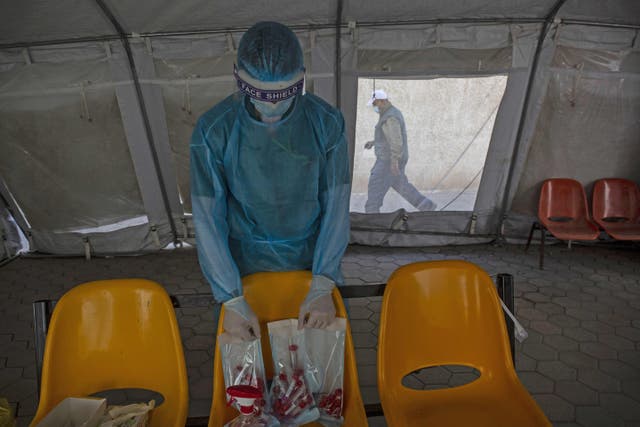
190, 21, 351, 341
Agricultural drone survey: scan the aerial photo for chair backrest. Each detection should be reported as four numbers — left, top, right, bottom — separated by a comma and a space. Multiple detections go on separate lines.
31, 279, 188, 427
378, 261, 514, 412
209, 271, 367, 427
538, 178, 591, 225
592, 178, 640, 223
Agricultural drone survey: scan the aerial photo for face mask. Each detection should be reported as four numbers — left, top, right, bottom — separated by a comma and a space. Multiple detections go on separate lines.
251, 97, 294, 122
373, 106, 380, 114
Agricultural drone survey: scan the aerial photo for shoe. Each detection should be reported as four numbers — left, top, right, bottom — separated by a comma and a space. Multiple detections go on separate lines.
417, 198, 437, 211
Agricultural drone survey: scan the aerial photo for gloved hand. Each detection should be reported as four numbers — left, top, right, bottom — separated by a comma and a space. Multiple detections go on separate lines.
223, 296, 261, 341
298, 275, 336, 329
364, 140, 374, 149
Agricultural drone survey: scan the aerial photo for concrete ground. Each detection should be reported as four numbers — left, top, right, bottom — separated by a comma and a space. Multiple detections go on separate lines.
1, 243, 639, 426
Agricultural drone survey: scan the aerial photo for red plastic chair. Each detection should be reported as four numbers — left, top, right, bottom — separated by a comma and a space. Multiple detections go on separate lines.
525, 179, 599, 269
592, 178, 640, 241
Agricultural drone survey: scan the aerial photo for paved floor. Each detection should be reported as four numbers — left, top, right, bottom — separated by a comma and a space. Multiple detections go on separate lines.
1, 243, 639, 426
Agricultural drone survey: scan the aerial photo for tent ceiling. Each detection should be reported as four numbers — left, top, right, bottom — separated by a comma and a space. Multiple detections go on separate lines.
558, 0, 640, 26
2, 0, 115, 45
343, 0, 556, 22
3, 0, 638, 47
106, 0, 339, 36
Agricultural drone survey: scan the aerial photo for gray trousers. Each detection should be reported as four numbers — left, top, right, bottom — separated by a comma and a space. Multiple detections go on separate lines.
364, 158, 426, 213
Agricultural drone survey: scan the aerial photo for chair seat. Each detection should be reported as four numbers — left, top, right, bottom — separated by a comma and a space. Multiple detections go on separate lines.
392, 378, 550, 427
545, 219, 599, 240
599, 222, 640, 240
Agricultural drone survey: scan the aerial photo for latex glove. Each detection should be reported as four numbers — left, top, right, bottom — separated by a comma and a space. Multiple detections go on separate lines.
364, 140, 374, 149
223, 296, 260, 341
298, 275, 336, 329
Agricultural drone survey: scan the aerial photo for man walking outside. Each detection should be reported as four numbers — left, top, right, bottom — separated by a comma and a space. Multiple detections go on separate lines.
364, 89, 437, 213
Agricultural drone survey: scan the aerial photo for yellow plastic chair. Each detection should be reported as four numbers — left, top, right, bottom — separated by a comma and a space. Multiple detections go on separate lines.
30, 279, 188, 427
209, 271, 368, 426
378, 260, 551, 427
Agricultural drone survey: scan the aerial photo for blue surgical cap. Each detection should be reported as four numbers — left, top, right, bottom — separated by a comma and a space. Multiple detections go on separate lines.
237, 21, 304, 82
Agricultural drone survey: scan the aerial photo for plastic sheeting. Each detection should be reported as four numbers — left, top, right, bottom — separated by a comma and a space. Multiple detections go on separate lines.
0, 60, 146, 232
558, 0, 640, 26
106, 0, 338, 35
157, 77, 234, 213
1, 1, 114, 45
0, 55, 159, 254
7, 0, 640, 47
152, 37, 242, 213
510, 70, 640, 215
351, 210, 493, 246
149, 23, 540, 247
346, 23, 539, 245
1, 3, 639, 252
0, 205, 23, 260
350, 76, 507, 214
344, 0, 555, 22
505, 31, 640, 240
355, 24, 536, 74
2, 0, 557, 46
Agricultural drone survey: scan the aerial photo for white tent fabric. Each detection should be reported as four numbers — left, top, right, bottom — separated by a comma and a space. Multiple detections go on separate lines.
503, 24, 640, 239
4, 0, 639, 46
558, 0, 640, 26
0, 0, 638, 258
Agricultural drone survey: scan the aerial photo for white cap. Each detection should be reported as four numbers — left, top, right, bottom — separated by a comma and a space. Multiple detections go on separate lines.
367, 89, 388, 106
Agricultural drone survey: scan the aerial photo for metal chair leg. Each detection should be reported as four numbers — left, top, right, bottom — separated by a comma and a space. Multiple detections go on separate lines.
496, 274, 516, 366
525, 222, 537, 252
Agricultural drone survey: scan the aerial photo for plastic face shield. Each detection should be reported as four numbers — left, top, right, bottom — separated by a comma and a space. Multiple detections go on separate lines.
233, 64, 305, 104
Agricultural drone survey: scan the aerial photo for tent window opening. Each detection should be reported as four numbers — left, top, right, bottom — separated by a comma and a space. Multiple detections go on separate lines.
350, 76, 507, 213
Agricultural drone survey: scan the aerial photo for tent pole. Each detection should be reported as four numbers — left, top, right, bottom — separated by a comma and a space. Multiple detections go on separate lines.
335, 0, 344, 108
93, 0, 179, 245
560, 19, 640, 30
496, 0, 569, 240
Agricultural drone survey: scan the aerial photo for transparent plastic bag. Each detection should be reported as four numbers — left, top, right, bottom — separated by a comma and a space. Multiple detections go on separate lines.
305, 318, 346, 426
219, 333, 270, 414
224, 385, 280, 427
267, 319, 320, 425
225, 412, 275, 427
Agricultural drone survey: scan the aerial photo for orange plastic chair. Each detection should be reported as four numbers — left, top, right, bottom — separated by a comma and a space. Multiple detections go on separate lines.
592, 178, 640, 240
30, 279, 189, 427
525, 178, 599, 268
209, 271, 367, 426
378, 260, 551, 427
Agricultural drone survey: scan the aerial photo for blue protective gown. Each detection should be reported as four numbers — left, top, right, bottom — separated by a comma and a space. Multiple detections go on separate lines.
190, 92, 351, 302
